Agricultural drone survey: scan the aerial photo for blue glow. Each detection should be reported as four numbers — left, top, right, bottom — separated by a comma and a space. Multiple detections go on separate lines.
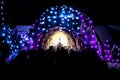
8, 35, 11, 38
53, 16, 57, 19
54, 11, 57, 14
76, 17, 79, 19
2, 33, 5, 36
53, 20, 57, 23
47, 16, 50, 18
19, 41, 22, 43
3, 27, 6, 30
51, 7, 54, 10
42, 28, 45, 31
77, 27, 80, 30
16, 46, 19, 48
60, 14, 64, 17
40, 22, 44, 24
50, 11, 53, 14
48, 19, 51, 22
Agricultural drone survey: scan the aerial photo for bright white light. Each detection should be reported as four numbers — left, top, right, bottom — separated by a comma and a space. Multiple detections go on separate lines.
76, 17, 79, 19
48, 19, 51, 22
48, 31, 70, 47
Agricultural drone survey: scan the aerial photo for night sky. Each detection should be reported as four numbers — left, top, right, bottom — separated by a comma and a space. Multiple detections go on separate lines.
4, 0, 120, 25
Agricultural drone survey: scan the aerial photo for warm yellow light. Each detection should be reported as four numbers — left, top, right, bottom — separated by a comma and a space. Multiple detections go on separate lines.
46, 30, 74, 50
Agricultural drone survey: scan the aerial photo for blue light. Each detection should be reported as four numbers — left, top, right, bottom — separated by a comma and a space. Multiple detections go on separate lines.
48, 25, 50, 27
51, 7, 54, 10
54, 20, 57, 23
47, 16, 50, 18
60, 14, 64, 17
42, 28, 45, 31
67, 19, 70, 21
62, 10, 65, 14
61, 18, 64, 21
64, 16, 67, 19
40, 22, 44, 24
68, 29, 71, 32
19, 41, 22, 44
2, 33, 5, 36
53, 16, 57, 19
3, 27, 6, 30
76, 17, 79, 19
77, 27, 80, 30
62, 21, 65, 23
8, 35, 11, 38
16, 46, 19, 48
43, 17, 45, 20
48, 19, 51, 22
54, 11, 57, 14
50, 11, 53, 14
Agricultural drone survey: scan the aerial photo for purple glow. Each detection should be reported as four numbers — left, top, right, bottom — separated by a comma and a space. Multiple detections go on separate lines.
89, 20, 92, 24
107, 45, 110, 48
32, 33, 35, 35
91, 46, 93, 48
81, 19, 84, 22
95, 45, 97, 48
30, 46, 33, 49
84, 35, 88, 38
27, 41, 30, 44
82, 30, 85, 33
37, 27, 40, 30
116, 59, 119, 62
96, 50, 99, 54
106, 40, 108, 42
92, 35, 95, 38
80, 14, 83, 18
84, 24, 87, 27
104, 44, 106, 47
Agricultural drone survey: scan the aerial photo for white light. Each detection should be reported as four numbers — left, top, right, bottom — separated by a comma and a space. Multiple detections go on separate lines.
43, 17, 45, 20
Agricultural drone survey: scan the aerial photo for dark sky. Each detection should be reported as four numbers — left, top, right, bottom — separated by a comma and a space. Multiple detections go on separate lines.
4, 0, 120, 25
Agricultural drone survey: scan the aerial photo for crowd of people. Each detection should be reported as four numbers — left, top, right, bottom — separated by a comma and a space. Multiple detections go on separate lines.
0, 41, 120, 79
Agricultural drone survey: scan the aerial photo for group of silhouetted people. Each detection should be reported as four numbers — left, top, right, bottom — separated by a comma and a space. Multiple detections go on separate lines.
0, 40, 120, 79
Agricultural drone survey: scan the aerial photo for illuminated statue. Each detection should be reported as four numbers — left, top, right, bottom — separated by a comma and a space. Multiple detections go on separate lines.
57, 37, 63, 48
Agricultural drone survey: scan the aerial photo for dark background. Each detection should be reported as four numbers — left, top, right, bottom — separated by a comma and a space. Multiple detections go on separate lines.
4, 0, 120, 25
